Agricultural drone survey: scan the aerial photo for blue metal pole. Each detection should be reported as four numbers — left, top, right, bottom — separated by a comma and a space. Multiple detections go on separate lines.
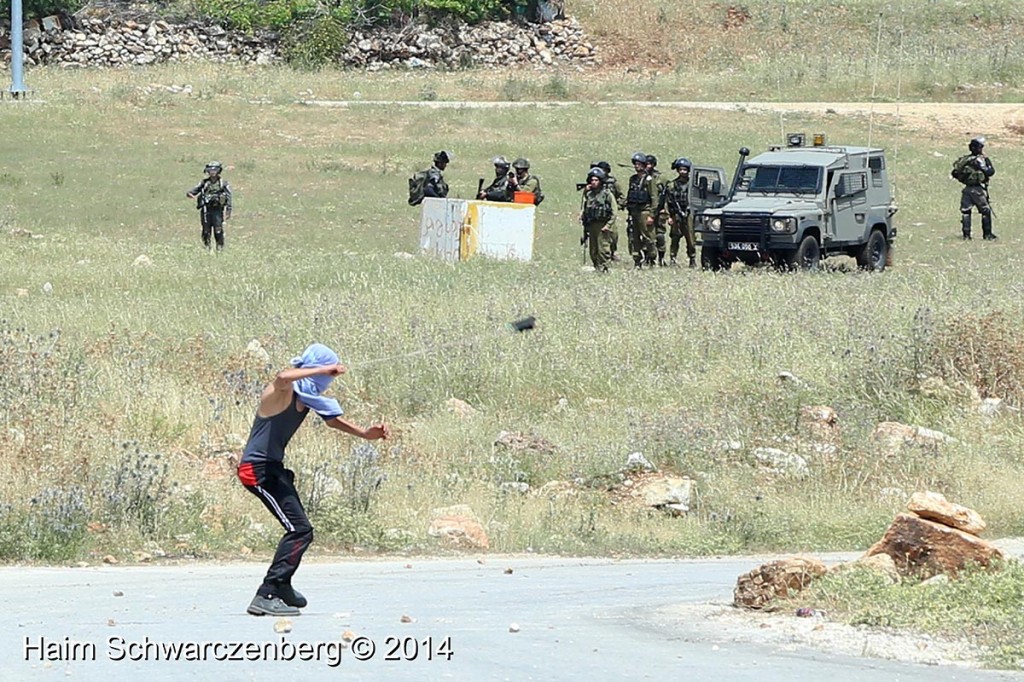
9, 0, 28, 96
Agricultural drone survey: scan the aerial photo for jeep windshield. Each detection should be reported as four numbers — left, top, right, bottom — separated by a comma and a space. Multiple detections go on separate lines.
739, 165, 822, 195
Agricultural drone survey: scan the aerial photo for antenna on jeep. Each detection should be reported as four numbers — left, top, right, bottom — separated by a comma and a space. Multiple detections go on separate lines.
892, 22, 906, 206
867, 12, 885, 147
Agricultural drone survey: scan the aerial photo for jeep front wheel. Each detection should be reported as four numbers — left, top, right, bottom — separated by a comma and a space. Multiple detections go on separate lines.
701, 246, 725, 271
787, 235, 820, 271
856, 229, 888, 272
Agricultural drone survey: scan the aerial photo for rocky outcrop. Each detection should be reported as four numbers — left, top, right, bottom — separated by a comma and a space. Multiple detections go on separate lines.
864, 512, 1002, 578
906, 490, 986, 535
342, 19, 597, 70
0, 16, 597, 70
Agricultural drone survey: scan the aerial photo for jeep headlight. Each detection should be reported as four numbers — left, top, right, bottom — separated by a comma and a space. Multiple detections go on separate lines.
771, 217, 796, 233
707, 216, 722, 232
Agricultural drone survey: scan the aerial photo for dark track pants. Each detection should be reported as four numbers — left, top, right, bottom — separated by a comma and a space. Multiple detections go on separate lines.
238, 462, 313, 597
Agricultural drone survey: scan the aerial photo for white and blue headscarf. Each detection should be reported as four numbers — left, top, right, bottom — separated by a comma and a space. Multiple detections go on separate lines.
291, 343, 344, 419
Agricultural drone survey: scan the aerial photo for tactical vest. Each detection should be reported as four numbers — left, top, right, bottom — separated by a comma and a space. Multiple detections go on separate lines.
582, 189, 613, 223
201, 178, 228, 207
664, 178, 689, 215
626, 174, 651, 206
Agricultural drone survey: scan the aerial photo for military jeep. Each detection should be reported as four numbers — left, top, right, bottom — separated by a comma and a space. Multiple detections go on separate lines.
690, 134, 898, 271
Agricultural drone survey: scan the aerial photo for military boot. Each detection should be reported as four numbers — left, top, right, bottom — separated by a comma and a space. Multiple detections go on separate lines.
961, 213, 972, 240
982, 215, 997, 240
688, 256, 697, 269
277, 583, 307, 608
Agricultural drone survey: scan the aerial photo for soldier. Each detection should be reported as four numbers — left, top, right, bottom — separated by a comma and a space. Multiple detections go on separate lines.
646, 154, 670, 266
579, 167, 615, 272
509, 157, 544, 205
626, 151, 659, 268
479, 156, 513, 201
186, 161, 232, 251
408, 150, 451, 206
423, 150, 451, 199
665, 158, 697, 267
951, 136, 997, 240
593, 160, 625, 261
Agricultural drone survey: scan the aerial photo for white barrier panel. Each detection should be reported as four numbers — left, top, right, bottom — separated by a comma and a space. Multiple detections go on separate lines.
474, 201, 535, 262
419, 197, 463, 262
419, 198, 535, 262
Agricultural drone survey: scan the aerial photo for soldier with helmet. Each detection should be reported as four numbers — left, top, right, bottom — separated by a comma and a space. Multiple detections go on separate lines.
626, 151, 659, 268
479, 156, 513, 202
645, 154, 670, 266
579, 167, 615, 272
508, 157, 544, 205
592, 160, 625, 261
951, 136, 997, 240
424, 150, 452, 199
666, 157, 697, 267
186, 161, 232, 251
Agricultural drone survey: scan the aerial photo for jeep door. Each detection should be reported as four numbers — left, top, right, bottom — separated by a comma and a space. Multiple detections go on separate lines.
829, 170, 870, 243
689, 166, 729, 217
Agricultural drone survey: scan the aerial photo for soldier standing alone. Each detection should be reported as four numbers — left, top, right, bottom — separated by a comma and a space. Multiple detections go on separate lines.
579, 167, 615, 272
666, 158, 697, 267
951, 136, 997, 240
186, 161, 232, 251
626, 152, 659, 268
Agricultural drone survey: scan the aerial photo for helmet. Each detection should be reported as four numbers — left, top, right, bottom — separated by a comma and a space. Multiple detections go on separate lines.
630, 152, 647, 165
645, 154, 657, 167
512, 157, 530, 170
587, 167, 607, 182
204, 161, 222, 174
671, 157, 692, 171
492, 155, 510, 167
434, 150, 452, 164
969, 136, 986, 151
595, 161, 611, 173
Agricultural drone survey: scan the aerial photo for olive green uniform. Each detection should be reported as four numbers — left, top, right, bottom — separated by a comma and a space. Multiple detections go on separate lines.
664, 176, 695, 262
626, 171, 659, 266
606, 174, 625, 259
513, 173, 545, 205
581, 186, 615, 271
651, 170, 669, 264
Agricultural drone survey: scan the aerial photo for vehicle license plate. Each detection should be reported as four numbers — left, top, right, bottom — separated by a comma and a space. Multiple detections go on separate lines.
728, 242, 759, 252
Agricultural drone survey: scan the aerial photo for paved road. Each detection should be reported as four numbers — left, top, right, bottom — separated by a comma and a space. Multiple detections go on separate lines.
6, 556, 1022, 681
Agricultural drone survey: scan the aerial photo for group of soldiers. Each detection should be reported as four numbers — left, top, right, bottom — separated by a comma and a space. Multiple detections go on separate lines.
578, 153, 697, 272
415, 151, 545, 206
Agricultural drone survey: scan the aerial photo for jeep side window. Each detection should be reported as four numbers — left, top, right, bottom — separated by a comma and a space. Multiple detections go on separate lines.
869, 156, 884, 188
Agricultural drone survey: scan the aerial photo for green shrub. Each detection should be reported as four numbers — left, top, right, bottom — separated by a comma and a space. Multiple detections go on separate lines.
281, 14, 349, 68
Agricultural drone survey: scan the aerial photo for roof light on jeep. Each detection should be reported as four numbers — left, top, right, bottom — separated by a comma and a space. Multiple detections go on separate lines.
812, 133, 826, 147
787, 133, 805, 147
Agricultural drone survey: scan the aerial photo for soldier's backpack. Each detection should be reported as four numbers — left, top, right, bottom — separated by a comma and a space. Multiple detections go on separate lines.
951, 154, 978, 185
408, 170, 429, 206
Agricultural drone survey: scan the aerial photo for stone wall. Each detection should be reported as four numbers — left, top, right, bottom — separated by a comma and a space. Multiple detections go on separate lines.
0, 16, 597, 69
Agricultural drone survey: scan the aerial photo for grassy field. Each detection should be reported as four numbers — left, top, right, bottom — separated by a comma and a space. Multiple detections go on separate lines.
1, 4, 1023, 665
2, 64, 1023, 563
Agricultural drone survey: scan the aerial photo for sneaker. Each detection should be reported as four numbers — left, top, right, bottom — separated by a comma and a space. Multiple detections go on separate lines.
277, 584, 307, 608
247, 595, 300, 617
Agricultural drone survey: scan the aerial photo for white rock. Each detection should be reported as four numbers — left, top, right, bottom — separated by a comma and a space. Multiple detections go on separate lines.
133, 254, 152, 267
42, 282, 53, 294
